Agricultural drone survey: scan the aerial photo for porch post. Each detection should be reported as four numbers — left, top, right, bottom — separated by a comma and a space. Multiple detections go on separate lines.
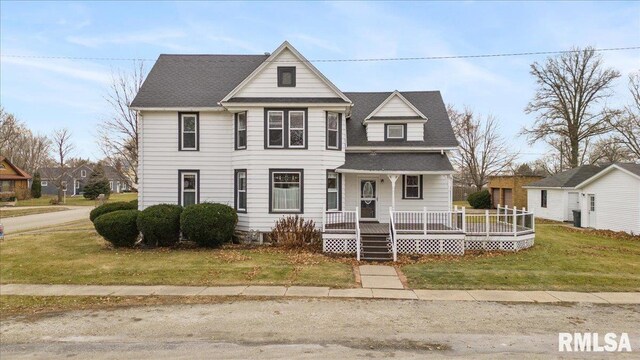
387, 174, 399, 209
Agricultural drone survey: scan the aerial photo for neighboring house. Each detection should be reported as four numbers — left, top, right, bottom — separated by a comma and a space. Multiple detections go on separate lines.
0, 156, 32, 200
39, 164, 130, 196
524, 165, 604, 222
488, 175, 544, 209
131, 41, 535, 260
574, 163, 640, 235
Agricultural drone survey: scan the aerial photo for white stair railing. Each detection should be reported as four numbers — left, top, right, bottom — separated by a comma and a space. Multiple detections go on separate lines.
355, 206, 361, 261
389, 207, 397, 262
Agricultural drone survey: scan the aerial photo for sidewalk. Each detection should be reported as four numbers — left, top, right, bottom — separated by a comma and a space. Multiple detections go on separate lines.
1, 283, 638, 304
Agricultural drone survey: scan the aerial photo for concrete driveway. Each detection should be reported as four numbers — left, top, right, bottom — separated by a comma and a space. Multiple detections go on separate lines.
1, 206, 92, 233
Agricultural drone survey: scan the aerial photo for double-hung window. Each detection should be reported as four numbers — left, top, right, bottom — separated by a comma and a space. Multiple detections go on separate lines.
326, 171, 341, 211
403, 175, 422, 199
235, 169, 247, 212
265, 109, 307, 149
267, 111, 284, 148
326, 112, 340, 150
270, 169, 303, 213
179, 170, 199, 206
288, 111, 305, 148
541, 190, 547, 208
80, 169, 87, 178
179, 113, 199, 151
235, 112, 247, 150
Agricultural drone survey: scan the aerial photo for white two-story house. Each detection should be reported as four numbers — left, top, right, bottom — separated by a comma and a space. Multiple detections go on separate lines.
131, 41, 535, 260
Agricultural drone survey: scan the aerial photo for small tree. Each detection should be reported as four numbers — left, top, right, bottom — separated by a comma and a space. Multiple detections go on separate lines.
50, 128, 74, 203
83, 164, 111, 200
31, 172, 42, 198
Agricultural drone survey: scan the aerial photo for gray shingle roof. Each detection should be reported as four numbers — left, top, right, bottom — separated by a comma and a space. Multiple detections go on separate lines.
337, 152, 453, 172
130, 54, 268, 108
525, 165, 604, 188
616, 163, 640, 177
344, 91, 458, 148
225, 97, 348, 103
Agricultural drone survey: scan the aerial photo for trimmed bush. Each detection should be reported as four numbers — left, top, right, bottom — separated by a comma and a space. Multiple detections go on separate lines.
90, 201, 137, 223
129, 199, 138, 209
137, 204, 183, 247
467, 189, 492, 209
180, 203, 238, 248
94, 209, 140, 247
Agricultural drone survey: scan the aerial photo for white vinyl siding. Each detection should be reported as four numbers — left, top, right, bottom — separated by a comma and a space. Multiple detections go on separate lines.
343, 173, 449, 223
579, 169, 640, 234
139, 108, 345, 232
406, 123, 424, 141
235, 48, 338, 98
373, 94, 421, 117
366, 123, 385, 141
527, 188, 570, 222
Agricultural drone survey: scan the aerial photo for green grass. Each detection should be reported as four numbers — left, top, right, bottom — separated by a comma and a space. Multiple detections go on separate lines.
402, 224, 640, 292
0, 220, 355, 288
0, 207, 68, 218
15, 193, 137, 207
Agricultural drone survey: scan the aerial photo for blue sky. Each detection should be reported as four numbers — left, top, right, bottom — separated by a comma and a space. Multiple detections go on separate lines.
1, 1, 638, 161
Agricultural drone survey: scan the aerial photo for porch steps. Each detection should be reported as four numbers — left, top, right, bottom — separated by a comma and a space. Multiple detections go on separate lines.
360, 235, 393, 262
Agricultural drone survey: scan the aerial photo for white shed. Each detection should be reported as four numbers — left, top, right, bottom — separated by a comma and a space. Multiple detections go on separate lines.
524, 165, 604, 222
575, 163, 640, 235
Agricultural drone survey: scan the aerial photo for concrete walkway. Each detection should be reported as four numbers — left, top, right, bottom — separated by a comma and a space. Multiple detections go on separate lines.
1, 206, 92, 233
1, 284, 638, 304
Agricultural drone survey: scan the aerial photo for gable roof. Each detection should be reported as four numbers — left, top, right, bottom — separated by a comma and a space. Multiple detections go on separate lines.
0, 156, 32, 180
39, 165, 122, 180
344, 91, 458, 148
130, 54, 268, 108
523, 165, 604, 189
574, 162, 640, 188
221, 41, 350, 103
364, 90, 427, 122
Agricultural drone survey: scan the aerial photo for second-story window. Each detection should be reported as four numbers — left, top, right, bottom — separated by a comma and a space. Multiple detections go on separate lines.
179, 113, 199, 151
80, 169, 87, 178
265, 109, 307, 149
235, 112, 247, 150
277, 66, 296, 87
288, 111, 305, 148
267, 111, 284, 148
326, 112, 340, 150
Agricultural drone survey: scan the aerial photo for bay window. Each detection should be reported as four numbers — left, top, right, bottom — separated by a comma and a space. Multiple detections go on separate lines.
326, 112, 340, 150
235, 112, 247, 150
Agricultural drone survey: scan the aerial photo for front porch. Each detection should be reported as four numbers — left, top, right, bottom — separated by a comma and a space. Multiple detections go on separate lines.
322, 205, 536, 261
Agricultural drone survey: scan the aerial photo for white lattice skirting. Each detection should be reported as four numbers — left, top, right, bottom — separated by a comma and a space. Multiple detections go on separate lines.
464, 234, 535, 252
396, 235, 465, 255
322, 234, 357, 254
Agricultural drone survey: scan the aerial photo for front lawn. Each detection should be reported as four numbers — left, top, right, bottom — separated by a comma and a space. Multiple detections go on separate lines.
15, 193, 137, 207
402, 224, 640, 292
0, 207, 68, 218
0, 220, 355, 288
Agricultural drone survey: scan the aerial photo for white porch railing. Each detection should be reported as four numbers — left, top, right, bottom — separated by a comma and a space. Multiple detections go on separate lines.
323, 207, 361, 260
464, 205, 534, 236
389, 208, 397, 261
390, 206, 466, 234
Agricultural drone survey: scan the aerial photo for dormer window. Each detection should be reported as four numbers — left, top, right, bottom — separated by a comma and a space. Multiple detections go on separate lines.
385, 124, 406, 141
277, 67, 296, 87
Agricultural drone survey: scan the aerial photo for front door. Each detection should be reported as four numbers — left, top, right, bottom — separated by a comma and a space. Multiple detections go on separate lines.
360, 179, 377, 220
587, 194, 596, 227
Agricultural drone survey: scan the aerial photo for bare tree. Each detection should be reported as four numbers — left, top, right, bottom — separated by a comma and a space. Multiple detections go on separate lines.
0, 108, 51, 174
448, 105, 519, 191
522, 47, 621, 168
587, 137, 635, 165
607, 72, 640, 160
98, 61, 145, 191
50, 128, 74, 203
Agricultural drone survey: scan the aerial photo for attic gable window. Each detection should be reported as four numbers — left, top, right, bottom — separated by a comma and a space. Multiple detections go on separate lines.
385, 124, 406, 141
277, 67, 296, 87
